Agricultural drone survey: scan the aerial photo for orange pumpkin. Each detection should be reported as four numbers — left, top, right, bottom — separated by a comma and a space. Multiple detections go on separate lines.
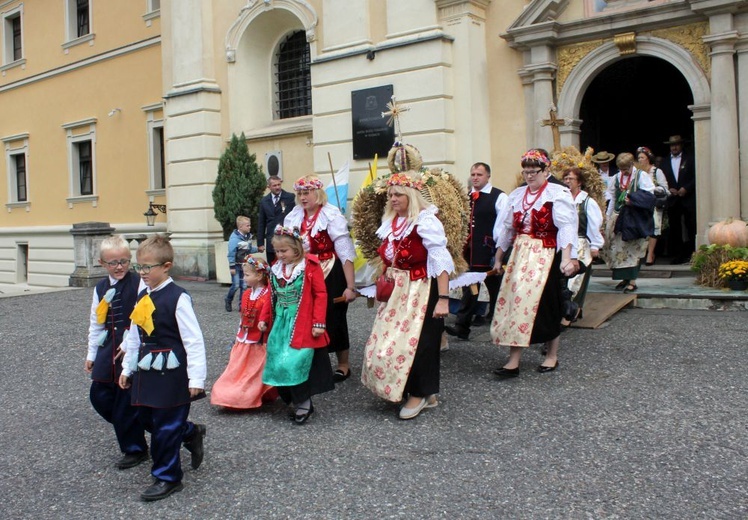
707, 218, 748, 247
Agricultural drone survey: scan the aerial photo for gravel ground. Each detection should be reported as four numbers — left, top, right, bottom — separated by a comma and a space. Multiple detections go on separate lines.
0, 281, 745, 519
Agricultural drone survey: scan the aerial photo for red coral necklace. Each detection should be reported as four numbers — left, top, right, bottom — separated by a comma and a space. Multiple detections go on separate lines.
301, 207, 322, 233
391, 216, 408, 238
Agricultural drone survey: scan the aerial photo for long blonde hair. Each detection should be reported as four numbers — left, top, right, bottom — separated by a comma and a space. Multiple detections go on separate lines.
382, 184, 430, 225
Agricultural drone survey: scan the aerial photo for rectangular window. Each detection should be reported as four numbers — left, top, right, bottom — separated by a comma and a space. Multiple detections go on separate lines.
14, 153, 26, 201
77, 140, 93, 195
150, 0, 161, 11
3, 8, 23, 65
63, 119, 97, 205
77, 0, 90, 38
11, 15, 21, 61
155, 126, 165, 189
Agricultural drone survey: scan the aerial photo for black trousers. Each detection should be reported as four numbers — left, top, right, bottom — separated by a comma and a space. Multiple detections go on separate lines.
667, 198, 696, 259
455, 271, 501, 331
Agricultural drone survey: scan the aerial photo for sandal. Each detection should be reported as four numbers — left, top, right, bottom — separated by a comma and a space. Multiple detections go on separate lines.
293, 403, 314, 425
615, 280, 629, 290
623, 283, 638, 294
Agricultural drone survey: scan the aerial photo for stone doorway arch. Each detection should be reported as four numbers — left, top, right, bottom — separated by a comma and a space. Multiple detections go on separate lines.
557, 36, 713, 244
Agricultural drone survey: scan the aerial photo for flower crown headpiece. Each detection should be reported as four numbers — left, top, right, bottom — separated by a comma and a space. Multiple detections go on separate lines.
293, 177, 324, 191
244, 256, 269, 273
273, 224, 302, 240
521, 149, 550, 168
386, 172, 423, 190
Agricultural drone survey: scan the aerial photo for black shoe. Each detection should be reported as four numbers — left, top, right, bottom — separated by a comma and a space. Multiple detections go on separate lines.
537, 361, 559, 373
493, 366, 520, 378
294, 403, 314, 425
140, 479, 184, 502
183, 423, 206, 470
116, 451, 149, 470
472, 315, 488, 327
333, 368, 351, 383
224, 299, 232, 312
445, 325, 470, 340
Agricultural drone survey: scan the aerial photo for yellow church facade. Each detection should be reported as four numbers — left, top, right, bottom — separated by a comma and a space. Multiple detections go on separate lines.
2, 0, 747, 286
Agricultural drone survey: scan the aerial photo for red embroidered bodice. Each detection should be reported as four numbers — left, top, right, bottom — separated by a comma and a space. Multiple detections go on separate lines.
512, 201, 558, 248
377, 227, 428, 281
306, 229, 334, 261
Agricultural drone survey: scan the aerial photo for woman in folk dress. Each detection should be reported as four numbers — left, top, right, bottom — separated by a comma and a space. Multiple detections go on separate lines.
361, 173, 454, 420
490, 149, 579, 377
284, 176, 357, 382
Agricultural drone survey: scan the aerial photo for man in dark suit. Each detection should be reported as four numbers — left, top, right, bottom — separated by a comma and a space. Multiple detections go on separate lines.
257, 175, 295, 264
660, 135, 696, 264
445, 162, 507, 341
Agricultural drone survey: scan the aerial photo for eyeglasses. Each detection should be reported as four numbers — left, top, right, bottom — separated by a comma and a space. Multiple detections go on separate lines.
522, 169, 543, 176
131, 263, 164, 274
103, 259, 130, 267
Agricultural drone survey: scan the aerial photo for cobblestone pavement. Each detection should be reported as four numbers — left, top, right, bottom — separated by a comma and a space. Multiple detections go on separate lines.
0, 281, 745, 519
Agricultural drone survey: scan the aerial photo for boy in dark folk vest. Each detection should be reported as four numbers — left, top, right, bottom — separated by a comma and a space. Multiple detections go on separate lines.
119, 234, 207, 502
86, 235, 148, 470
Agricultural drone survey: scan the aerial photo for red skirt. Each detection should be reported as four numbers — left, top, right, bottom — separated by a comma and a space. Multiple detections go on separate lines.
210, 341, 278, 410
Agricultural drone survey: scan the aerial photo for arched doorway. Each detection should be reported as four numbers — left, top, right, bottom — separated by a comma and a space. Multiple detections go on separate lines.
579, 56, 694, 161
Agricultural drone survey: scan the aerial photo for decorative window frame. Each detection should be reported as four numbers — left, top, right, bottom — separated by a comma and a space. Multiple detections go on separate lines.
142, 102, 165, 196
143, 0, 160, 26
62, 118, 98, 207
3, 132, 30, 211
1, 3, 25, 72
62, 0, 95, 52
585, 0, 670, 17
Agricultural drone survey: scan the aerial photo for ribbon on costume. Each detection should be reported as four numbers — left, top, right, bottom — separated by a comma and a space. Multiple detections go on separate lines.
130, 294, 156, 335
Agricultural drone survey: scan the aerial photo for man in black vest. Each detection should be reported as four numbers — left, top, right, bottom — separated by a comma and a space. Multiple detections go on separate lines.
660, 135, 696, 264
445, 162, 507, 340
257, 175, 296, 264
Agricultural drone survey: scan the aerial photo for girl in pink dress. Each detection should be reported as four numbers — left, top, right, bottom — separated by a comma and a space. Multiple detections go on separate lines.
211, 257, 278, 409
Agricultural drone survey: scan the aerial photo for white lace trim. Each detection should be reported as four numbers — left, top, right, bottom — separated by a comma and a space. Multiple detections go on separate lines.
271, 258, 306, 283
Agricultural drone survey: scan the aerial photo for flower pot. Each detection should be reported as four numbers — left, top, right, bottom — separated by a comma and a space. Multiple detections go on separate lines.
727, 279, 748, 291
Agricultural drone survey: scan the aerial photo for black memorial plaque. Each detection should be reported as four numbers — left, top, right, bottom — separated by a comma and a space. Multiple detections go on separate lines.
351, 85, 395, 160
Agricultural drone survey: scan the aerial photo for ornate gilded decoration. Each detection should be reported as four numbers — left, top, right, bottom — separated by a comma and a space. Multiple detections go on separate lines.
556, 39, 604, 95
651, 22, 710, 76
614, 32, 637, 55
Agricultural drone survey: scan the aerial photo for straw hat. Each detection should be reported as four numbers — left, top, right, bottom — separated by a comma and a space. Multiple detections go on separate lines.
591, 151, 615, 164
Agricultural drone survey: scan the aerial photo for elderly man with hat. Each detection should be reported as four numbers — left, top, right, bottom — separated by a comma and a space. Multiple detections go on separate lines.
659, 135, 696, 264
591, 151, 616, 212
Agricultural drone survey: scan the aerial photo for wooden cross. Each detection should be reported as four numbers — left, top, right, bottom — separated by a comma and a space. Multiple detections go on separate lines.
540, 105, 569, 152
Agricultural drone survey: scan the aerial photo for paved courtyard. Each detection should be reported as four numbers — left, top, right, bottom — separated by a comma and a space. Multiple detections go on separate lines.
0, 281, 745, 519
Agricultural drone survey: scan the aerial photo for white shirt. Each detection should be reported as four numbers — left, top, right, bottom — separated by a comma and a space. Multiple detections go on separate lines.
87, 275, 146, 363
670, 155, 682, 183
495, 181, 578, 257
285, 203, 357, 264
572, 190, 604, 251
376, 205, 455, 278
120, 277, 207, 389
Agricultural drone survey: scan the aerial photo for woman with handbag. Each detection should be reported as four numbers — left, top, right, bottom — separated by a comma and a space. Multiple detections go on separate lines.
284, 176, 358, 382
604, 152, 655, 293
360, 157, 454, 420
636, 147, 669, 266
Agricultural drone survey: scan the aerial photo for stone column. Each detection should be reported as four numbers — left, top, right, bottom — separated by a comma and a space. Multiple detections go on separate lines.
737, 36, 748, 220
526, 45, 557, 151
702, 14, 740, 222
68, 222, 114, 287
690, 103, 711, 246
162, 0, 223, 280
436, 0, 492, 173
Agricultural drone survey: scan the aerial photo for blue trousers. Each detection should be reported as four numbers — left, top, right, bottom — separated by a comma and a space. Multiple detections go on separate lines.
90, 381, 148, 455
226, 265, 246, 303
137, 404, 195, 483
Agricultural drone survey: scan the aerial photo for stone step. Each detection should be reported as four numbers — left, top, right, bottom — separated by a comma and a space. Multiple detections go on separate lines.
592, 262, 693, 279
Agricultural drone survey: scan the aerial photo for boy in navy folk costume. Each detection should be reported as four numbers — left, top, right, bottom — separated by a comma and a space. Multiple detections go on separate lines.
86, 235, 148, 469
119, 235, 207, 502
